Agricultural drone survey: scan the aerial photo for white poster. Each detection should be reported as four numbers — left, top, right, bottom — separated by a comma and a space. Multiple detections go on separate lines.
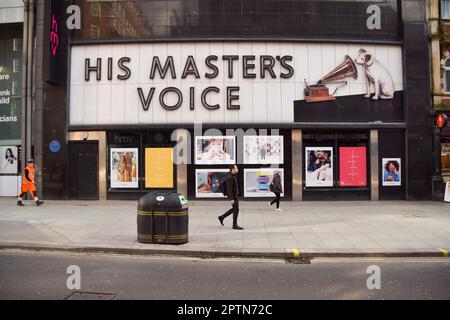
110, 148, 139, 188
244, 136, 284, 164
382, 158, 401, 186
0, 146, 18, 174
195, 136, 235, 165
305, 147, 333, 187
244, 168, 284, 198
195, 169, 228, 198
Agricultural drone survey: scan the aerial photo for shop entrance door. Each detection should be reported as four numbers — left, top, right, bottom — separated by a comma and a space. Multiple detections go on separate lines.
69, 141, 99, 200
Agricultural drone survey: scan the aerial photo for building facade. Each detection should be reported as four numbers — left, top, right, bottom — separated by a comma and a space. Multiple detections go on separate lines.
429, 0, 450, 200
25, 0, 433, 201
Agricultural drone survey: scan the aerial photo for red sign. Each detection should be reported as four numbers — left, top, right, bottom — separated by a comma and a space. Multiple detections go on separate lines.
436, 113, 448, 128
339, 147, 367, 187
50, 14, 59, 56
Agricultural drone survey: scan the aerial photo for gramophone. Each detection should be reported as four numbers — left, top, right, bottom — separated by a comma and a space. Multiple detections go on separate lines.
304, 55, 358, 103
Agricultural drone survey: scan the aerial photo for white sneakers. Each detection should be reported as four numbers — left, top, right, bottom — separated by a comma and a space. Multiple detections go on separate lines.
267, 202, 282, 212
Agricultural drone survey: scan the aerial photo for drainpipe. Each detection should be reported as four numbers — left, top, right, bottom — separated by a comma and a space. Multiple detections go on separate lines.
21, 0, 29, 169
26, 0, 34, 161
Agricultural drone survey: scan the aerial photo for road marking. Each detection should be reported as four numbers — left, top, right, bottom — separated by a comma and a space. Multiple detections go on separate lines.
437, 248, 449, 257
292, 248, 300, 258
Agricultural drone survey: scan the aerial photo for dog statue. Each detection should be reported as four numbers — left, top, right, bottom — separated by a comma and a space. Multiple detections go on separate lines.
355, 48, 395, 100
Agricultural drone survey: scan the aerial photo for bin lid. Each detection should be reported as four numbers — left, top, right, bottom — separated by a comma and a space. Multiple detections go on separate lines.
138, 191, 187, 210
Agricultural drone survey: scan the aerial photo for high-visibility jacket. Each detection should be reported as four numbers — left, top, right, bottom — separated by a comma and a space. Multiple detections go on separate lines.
22, 164, 35, 186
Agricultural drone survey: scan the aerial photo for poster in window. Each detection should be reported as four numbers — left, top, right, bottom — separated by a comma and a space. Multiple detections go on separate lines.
110, 148, 138, 188
382, 158, 401, 186
145, 148, 173, 188
244, 168, 284, 198
244, 136, 284, 164
339, 147, 367, 187
0, 146, 18, 174
305, 147, 333, 187
195, 136, 235, 165
195, 169, 228, 198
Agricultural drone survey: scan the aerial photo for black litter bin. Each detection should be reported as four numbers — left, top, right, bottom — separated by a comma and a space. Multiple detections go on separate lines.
137, 192, 188, 244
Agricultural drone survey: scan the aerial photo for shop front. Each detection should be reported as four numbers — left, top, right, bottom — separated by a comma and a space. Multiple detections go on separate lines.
67, 40, 411, 201
35, 0, 432, 201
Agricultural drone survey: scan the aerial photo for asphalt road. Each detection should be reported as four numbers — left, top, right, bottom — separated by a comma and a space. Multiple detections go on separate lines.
0, 250, 449, 300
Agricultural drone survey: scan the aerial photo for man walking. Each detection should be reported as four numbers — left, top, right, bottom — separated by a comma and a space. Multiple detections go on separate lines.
17, 159, 44, 206
218, 164, 243, 230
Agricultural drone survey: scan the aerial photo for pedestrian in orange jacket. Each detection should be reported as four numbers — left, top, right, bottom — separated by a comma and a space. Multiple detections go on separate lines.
17, 159, 44, 206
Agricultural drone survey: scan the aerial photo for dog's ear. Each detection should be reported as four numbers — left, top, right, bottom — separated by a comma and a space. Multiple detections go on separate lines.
364, 54, 372, 63
359, 48, 367, 54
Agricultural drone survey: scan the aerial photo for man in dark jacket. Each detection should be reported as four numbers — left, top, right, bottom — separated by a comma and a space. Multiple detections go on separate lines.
218, 164, 243, 230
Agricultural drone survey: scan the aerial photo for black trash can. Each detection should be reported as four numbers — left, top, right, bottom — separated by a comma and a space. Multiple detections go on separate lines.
137, 192, 188, 244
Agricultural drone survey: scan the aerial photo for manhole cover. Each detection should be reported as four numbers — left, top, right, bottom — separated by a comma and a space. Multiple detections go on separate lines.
64, 291, 116, 300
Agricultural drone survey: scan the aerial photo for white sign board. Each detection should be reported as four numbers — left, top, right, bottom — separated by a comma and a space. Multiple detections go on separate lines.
445, 182, 450, 202
69, 42, 403, 125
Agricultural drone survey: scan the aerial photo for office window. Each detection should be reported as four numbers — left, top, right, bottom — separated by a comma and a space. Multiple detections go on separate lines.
13, 39, 22, 52
13, 59, 20, 73
442, 0, 450, 19
91, 2, 100, 17
91, 24, 100, 39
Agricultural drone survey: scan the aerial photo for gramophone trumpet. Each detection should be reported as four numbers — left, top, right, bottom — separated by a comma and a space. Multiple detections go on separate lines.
304, 55, 358, 103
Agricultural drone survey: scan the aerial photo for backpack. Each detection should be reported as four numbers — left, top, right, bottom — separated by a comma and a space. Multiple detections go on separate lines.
221, 175, 228, 196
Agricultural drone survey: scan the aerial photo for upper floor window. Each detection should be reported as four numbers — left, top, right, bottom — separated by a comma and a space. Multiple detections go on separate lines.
444, 56, 450, 92
442, 0, 450, 19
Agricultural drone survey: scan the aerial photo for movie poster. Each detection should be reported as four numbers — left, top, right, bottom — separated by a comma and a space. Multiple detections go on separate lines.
0, 146, 18, 174
244, 136, 283, 164
195, 136, 235, 165
195, 169, 228, 198
339, 147, 367, 187
145, 148, 173, 188
244, 168, 284, 198
382, 158, 401, 186
110, 148, 138, 188
305, 147, 333, 187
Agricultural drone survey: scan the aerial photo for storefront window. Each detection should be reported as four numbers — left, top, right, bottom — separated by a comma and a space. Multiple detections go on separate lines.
442, 143, 450, 174
0, 23, 22, 146
303, 131, 370, 191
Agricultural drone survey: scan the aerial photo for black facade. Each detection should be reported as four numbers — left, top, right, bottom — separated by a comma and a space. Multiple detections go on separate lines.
33, 0, 433, 201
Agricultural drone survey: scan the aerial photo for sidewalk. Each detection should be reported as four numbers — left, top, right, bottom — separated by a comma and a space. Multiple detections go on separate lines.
0, 198, 449, 258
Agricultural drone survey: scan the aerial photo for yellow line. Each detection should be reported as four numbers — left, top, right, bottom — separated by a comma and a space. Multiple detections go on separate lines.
437, 248, 449, 257
137, 210, 188, 216
138, 233, 188, 239
292, 248, 300, 258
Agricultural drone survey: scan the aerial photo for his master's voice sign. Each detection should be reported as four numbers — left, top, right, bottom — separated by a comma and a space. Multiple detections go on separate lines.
445, 182, 450, 202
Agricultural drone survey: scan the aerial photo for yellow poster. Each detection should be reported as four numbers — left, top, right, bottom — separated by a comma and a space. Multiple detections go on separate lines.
145, 148, 174, 188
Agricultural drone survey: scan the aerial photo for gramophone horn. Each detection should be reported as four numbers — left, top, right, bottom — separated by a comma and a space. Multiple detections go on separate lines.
318, 55, 358, 84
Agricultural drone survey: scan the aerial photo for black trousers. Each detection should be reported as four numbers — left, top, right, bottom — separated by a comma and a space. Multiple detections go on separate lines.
270, 192, 281, 209
221, 199, 239, 226
19, 191, 37, 199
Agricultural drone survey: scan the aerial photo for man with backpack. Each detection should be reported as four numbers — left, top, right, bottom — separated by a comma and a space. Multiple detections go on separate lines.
218, 164, 243, 230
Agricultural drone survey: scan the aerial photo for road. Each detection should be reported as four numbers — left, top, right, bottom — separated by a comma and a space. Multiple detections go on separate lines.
0, 250, 449, 300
